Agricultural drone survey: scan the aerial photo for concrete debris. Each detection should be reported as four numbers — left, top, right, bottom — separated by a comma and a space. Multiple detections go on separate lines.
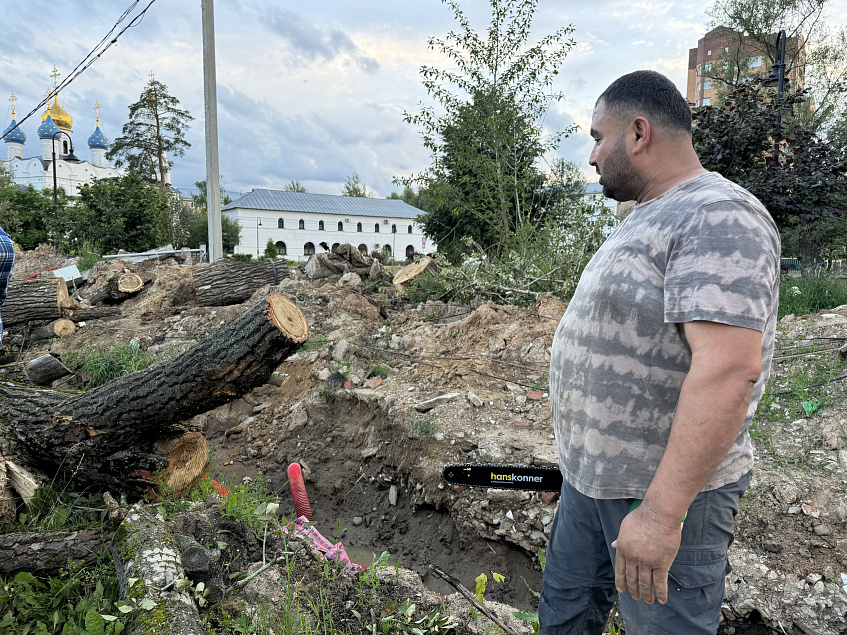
414, 393, 461, 412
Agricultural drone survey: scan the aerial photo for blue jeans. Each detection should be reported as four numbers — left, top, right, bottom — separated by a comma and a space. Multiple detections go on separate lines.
539, 472, 750, 635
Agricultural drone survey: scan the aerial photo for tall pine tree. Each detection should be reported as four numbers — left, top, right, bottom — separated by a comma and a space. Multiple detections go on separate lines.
108, 73, 193, 188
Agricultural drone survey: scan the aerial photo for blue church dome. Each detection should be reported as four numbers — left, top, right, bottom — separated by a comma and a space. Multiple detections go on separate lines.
87, 126, 108, 150
2, 119, 25, 144
37, 115, 60, 139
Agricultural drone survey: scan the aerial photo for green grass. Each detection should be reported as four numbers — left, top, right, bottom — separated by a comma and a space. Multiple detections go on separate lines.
778, 272, 847, 319
61, 341, 154, 388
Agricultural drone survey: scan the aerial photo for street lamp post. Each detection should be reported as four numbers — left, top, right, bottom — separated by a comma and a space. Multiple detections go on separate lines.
256, 217, 262, 258
770, 29, 787, 160
52, 130, 79, 207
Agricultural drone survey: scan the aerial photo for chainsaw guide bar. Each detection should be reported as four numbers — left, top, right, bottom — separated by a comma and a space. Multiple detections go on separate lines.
442, 463, 563, 492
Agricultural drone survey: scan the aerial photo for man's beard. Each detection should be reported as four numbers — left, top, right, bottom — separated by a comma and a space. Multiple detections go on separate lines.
599, 135, 639, 202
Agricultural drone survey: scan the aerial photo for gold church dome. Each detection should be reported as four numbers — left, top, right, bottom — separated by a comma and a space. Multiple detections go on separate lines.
47, 94, 72, 130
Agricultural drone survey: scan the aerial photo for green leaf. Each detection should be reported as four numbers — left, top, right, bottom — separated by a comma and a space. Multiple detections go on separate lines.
138, 599, 156, 611
84, 608, 105, 635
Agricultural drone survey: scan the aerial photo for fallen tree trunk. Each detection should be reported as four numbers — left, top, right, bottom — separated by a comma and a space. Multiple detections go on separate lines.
0, 528, 106, 576
194, 258, 288, 306
3, 278, 78, 327
87, 272, 146, 305
0, 294, 309, 493
112, 505, 203, 635
65, 306, 123, 322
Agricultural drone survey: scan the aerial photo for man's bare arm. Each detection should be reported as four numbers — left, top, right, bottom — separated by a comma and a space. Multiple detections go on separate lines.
611, 320, 762, 604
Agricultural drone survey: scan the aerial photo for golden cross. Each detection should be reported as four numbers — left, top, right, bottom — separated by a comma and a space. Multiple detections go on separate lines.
51, 66, 60, 89
149, 70, 155, 84
94, 101, 101, 126
44, 89, 52, 108
8, 93, 16, 118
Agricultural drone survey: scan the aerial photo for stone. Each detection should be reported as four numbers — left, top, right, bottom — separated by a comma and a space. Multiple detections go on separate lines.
802, 503, 820, 518
361, 447, 378, 459
343, 380, 353, 389
773, 483, 800, 504
414, 393, 461, 412
814, 524, 832, 536
367, 377, 384, 389
807, 573, 823, 584
541, 492, 558, 505
328, 371, 346, 390
352, 516, 364, 526
389, 485, 398, 506
332, 339, 351, 362
514, 420, 530, 427
836, 500, 847, 523
337, 272, 363, 290
527, 390, 544, 400
318, 368, 331, 381
467, 391, 484, 407
839, 450, 847, 467
225, 426, 243, 437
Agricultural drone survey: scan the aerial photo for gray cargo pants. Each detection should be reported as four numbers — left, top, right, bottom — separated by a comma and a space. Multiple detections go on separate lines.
539, 472, 750, 635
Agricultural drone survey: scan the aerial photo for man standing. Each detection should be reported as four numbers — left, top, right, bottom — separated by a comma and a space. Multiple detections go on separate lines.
0, 226, 13, 347
539, 70, 780, 634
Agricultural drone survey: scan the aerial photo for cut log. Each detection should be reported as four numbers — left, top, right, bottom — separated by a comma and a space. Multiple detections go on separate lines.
0, 462, 14, 524
87, 272, 147, 305
7, 459, 39, 507
177, 534, 225, 604
65, 306, 123, 322
3, 278, 78, 327
194, 258, 288, 306
0, 294, 309, 493
31, 318, 76, 341
0, 528, 106, 575
112, 505, 203, 635
392, 257, 441, 295
24, 353, 72, 386
302, 244, 373, 280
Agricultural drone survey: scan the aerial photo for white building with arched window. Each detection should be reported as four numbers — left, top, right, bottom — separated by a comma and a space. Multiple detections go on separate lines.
223, 189, 436, 261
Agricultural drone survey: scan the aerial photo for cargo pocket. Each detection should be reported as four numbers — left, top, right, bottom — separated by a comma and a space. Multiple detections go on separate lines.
667, 546, 728, 589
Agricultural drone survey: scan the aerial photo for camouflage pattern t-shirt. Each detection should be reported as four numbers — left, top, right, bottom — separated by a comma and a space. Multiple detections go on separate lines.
550, 172, 780, 499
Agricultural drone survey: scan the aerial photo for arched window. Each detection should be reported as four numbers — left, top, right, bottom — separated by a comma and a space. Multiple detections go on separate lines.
374, 223, 380, 233
407, 225, 413, 234
405, 245, 415, 259
277, 219, 284, 229
383, 245, 392, 256
391, 224, 397, 234
357, 222, 362, 232
318, 220, 325, 231
276, 241, 287, 256
357, 244, 368, 254
337, 221, 343, 231
63, 140, 68, 154
298, 219, 305, 230
304, 242, 315, 256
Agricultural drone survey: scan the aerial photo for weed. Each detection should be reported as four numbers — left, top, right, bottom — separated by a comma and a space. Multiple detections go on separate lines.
61, 341, 154, 388
408, 410, 438, 437
4, 481, 106, 533
777, 273, 847, 320
302, 332, 329, 353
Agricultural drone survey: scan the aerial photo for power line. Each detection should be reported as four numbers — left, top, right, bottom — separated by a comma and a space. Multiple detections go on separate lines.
4, 0, 158, 137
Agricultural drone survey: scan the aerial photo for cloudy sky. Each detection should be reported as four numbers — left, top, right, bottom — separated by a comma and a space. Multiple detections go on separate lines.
2, 0, 846, 199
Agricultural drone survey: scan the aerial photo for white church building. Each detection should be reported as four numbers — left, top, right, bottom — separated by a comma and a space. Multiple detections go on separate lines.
223, 189, 435, 262
2, 74, 120, 195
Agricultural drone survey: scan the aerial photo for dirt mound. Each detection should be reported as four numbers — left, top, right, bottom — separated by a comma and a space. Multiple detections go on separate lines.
11, 245, 75, 280
124, 266, 197, 320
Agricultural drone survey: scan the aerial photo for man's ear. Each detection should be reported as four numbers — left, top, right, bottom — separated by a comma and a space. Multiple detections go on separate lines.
631, 116, 651, 154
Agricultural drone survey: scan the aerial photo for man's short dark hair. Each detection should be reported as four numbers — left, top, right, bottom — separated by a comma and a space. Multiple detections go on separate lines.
598, 70, 692, 135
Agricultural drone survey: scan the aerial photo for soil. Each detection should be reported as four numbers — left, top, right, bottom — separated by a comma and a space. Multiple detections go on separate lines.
6, 250, 847, 635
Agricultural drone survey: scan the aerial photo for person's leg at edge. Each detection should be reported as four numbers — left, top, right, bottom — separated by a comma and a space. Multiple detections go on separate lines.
539, 479, 618, 635
600, 472, 751, 635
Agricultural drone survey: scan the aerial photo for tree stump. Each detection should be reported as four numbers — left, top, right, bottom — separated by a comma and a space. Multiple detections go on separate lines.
3, 278, 78, 326
194, 258, 288, 306
0, 294, 309, 493
24, 353, 72, 386
31, 318, 76, 340
393, 257, 440, 295
111, 505, 204, 635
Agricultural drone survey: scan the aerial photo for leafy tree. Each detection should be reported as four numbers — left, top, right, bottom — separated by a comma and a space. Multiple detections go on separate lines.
191, 179, 233, 215
705, 0, 847, 130
0, 185, 54, 249
108, 77, 193, 188
68, 173, 170, 253
264, 238, 278, 259
0, 160, 14, 189
342, 173, 371, 197
387, 185, 431, 211
403, 0, 577, 260
0, 201, 20, 236
284, 180, 308, 193
186, 211, 241, 253
692, 78, 847, 262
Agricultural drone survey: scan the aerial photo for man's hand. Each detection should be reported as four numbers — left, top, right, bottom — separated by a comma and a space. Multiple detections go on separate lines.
610, 502, 682, 604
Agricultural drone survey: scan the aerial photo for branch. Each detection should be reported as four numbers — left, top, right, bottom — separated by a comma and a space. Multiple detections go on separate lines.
428, 564, 521, 635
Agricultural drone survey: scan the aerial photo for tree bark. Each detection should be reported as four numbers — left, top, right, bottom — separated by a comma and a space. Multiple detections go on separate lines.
0, 294, 309, 493
0, 529, 106, 576
112, 505, 204, 635
194, 258, 288, 306
3, 278, 78, 327
24, 353, 72, 386
65, 306, 123, 322
31, 318, 76, 340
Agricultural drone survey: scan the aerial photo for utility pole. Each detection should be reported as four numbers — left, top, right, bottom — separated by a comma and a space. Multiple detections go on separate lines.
202, 0, 223, 262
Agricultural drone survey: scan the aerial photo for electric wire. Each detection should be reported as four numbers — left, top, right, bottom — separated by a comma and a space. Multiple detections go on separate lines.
4, 0, 158, 136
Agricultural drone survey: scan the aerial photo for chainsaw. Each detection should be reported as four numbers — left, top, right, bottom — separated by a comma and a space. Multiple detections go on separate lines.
441, 463, 563, 492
